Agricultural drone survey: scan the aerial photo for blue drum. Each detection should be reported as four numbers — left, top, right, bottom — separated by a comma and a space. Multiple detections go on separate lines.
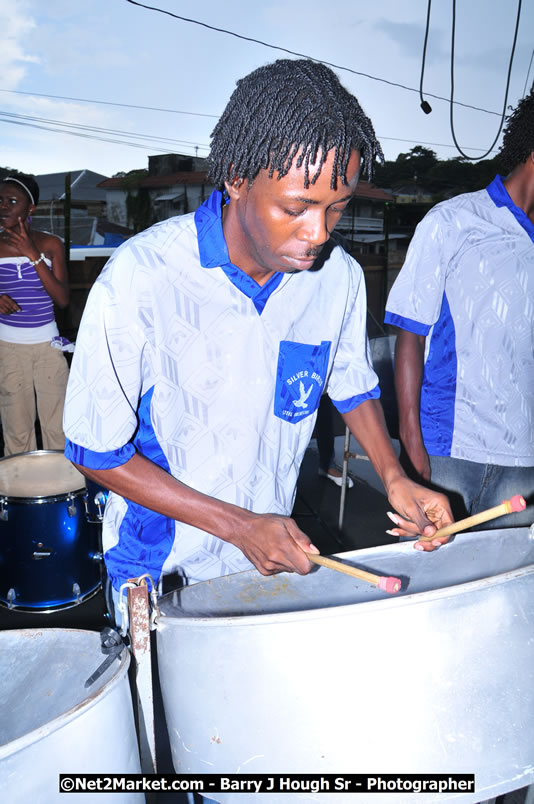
0, 451, 102, 611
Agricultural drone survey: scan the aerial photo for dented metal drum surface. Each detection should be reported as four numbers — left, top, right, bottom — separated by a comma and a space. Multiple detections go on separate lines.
0, 629, 142, 803
157, 527, 534, 804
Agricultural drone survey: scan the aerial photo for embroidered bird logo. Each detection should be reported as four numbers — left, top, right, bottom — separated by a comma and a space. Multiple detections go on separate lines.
293, 381, 313, 409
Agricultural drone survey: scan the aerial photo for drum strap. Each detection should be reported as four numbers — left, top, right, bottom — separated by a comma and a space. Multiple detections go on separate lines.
84, 627, 127, 688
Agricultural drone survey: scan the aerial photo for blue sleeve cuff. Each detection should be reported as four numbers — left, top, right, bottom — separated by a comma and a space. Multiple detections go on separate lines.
384, 311, 431, 336
65, 438, 136, 470
331, 384, 381, 414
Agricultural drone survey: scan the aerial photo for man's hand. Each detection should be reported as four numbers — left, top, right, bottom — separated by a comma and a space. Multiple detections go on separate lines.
0, 293, 21, 314
229, 511, 320, 575
385, 475, 454, 551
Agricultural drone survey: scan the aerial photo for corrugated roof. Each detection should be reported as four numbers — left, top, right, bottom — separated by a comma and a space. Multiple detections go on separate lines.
354, 181, 394, 201
98, 172, 209, 189
98, 174, 393, 202
36, 169, 109, 202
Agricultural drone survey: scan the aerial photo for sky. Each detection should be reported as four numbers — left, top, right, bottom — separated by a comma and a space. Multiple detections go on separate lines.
1, 0, 533, 179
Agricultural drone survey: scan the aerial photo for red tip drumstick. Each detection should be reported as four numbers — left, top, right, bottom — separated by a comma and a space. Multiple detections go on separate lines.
305, 552, 401, 594
419, 494, 527, 542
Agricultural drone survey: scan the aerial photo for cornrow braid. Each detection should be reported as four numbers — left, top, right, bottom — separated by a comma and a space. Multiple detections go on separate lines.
499, 86, 534, 175
208, 59, 383, 191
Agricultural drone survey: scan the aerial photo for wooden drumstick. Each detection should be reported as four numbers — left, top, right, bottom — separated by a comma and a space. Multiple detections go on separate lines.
304, 552, 401, 594
418, 494, 527, 543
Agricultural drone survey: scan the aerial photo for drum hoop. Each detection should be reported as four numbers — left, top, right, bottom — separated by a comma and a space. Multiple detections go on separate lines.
0, 449, 86, 502
0, 489, 86, 504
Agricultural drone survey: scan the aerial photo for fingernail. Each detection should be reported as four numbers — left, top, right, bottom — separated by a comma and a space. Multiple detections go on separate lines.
414, 542, 424, 551
386, 511, 400, 525
385, 529, 398, 536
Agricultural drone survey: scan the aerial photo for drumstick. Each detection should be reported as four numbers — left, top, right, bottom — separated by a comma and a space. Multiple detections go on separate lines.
304, 552, 401, 594
418, 494, 527, 543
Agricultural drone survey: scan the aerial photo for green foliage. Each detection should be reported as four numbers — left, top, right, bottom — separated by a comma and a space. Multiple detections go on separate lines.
117, 170, 153, 233
125, 187, 152, 233
374, 147, 501, 198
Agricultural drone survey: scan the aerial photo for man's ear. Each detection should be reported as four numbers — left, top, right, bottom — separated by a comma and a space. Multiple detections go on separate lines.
224, 177, 246, 202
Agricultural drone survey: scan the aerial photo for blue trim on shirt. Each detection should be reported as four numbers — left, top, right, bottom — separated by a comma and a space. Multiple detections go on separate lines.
65, 439, 136, 469
384, 311, 431, 336
486, 175, 534, 243
420, 293, 457, 456
194, 189, 284, 314
66, 387, 176, 591
331, 384, 381, 414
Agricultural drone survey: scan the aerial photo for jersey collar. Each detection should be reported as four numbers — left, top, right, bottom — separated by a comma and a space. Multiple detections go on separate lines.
194, 189, 284, 314
486, 175, 534, 242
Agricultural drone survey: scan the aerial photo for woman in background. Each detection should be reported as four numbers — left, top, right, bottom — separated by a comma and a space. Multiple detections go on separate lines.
0, 174, 69, 455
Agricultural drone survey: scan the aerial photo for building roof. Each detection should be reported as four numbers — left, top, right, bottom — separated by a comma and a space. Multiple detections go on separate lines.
98, 172, 209, 190
98, 174, 394, 202
36, 169, 109, 202
354, 181, 394, 202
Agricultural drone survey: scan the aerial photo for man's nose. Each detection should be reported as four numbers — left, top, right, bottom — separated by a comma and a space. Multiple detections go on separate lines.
297, 210, 329, 247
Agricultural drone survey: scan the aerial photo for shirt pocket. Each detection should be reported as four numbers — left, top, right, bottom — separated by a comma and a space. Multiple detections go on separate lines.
274, 340, 331, 424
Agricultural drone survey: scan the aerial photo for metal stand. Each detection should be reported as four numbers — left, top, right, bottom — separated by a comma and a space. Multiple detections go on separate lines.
127, 580, 157, 774
338, 426, 370, 530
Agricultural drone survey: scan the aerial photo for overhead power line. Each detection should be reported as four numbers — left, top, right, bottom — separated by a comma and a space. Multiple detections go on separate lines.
0, 106, 498, 159
0, 114, 209, 154
449, 0, 521, 160
522, 47, 534, 97
0, 109, 210, 150
124, 0, 504, 119
0, 87, 219, 118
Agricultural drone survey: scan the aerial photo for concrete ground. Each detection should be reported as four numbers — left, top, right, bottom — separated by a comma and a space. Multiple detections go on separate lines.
0, 436, 531, 804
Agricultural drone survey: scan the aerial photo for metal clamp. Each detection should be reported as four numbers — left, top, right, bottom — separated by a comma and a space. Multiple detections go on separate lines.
0, 497, 8, 521
66, 493, 77, 518
133, 573, 160, 630
117, 581, 137, 637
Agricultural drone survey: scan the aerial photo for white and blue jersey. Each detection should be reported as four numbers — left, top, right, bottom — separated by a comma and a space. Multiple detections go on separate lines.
64, 190, 378, 590
385, 175, 534, 467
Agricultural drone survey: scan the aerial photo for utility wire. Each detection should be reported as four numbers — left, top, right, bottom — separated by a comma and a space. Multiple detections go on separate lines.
522, 47, 534, 97
123, 0, 504, 119
0, 107, 499, 158
0, 116, 201, 153
419, 0, 433, 114
449, 0, 521, 160
0, 109, 210, 150
0, 87, 219, 119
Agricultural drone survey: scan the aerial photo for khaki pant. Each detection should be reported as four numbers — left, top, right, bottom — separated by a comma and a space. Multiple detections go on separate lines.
0, 340, 69, 456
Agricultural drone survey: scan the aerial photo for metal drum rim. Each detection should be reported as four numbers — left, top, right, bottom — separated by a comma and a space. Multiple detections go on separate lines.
0, 628, 130, 759
0, 449, 86, 502
0, 582, 102, 613
158, 540, 534, 629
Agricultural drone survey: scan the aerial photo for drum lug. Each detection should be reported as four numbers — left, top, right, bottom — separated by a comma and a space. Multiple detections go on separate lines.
73, 582, 81, 602
67, 494, 77, 518
92, 551, 104, 562
6, 588, 16, 609
95, 492, 107, 521
0, 497, 8, 521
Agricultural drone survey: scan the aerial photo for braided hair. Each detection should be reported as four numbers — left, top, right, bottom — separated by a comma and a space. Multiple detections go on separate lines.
499, 87, 534, 175
208, 59, 383, 191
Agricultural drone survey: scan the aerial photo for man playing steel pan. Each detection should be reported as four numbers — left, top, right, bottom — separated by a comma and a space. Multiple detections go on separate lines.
63, 59, 453, 619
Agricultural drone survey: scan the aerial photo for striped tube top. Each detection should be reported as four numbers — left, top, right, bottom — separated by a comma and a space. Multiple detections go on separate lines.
0, 255, 55, 329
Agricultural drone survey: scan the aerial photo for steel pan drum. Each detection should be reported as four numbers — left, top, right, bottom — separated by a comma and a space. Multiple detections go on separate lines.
0, 628, 142, 803
157, 527, 534, 803
0, 451, 101, 610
